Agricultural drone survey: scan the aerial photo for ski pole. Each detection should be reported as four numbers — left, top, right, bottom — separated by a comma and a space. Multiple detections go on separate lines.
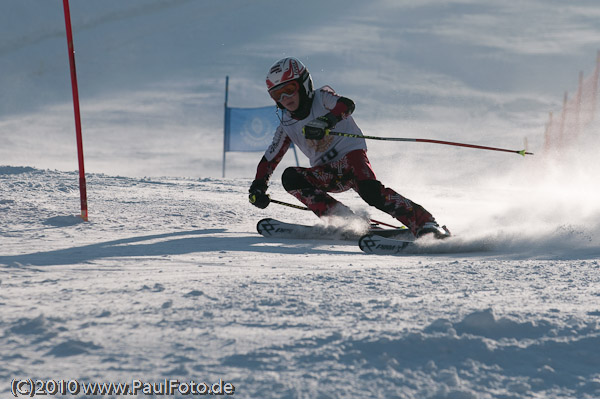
270, 198, 402, 229
270, 198, 309, 211
328, 131, 533, 156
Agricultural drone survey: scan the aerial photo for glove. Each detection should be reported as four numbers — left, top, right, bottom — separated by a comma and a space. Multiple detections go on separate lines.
249, 179, 270, 209
302, 113, 338, 140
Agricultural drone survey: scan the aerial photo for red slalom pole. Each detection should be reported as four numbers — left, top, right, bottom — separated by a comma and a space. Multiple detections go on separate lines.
62, 0, 88, 221
329, 131, 533, 156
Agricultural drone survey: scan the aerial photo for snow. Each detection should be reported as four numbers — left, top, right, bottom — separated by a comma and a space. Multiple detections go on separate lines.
2, 1, 600, 398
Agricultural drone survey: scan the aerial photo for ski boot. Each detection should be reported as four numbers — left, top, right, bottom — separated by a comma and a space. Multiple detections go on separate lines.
416, 221, 451, 239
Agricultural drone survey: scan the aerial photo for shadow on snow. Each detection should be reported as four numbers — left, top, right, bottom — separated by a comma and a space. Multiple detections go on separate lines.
0, 229, 359, 267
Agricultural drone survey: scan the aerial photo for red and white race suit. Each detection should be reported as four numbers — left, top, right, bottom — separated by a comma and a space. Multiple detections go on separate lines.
253, 86, 435, 234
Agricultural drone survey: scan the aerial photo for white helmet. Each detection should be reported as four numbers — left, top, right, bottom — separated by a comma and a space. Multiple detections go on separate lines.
266, 57, 314, 98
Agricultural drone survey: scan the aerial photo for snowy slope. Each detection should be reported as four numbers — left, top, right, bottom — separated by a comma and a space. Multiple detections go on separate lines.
1, 165, 600, 398
2, 0, 600, 177
2, 0, 600, 398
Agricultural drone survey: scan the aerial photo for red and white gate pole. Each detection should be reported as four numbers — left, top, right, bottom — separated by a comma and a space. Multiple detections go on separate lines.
62, 0, 88, 221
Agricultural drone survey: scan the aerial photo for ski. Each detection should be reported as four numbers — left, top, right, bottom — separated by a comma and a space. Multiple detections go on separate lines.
257, 218, 412, 241
358, 234, 416, 255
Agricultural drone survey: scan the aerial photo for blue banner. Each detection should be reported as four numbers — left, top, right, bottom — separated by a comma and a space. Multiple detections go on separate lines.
224, 106, 279, 152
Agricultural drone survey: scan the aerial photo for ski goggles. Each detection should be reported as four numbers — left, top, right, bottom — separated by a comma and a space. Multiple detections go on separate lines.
269, 81, 299, 102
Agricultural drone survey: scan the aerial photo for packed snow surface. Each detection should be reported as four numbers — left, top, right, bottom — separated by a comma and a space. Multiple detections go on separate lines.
2, 162, 600, 398
2, 0, 600, 398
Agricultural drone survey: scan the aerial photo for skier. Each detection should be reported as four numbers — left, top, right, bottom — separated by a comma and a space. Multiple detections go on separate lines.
248, 57, 449, 238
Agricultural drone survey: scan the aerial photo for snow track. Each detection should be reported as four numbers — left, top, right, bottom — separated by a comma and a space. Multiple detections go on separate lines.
2, 167, 600, 398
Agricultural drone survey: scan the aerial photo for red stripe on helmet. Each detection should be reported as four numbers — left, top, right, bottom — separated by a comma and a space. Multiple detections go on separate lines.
280, 59, 295, 82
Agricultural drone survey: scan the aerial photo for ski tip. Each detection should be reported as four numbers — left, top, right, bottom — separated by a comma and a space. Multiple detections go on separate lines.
358, 234, 377, 254
358, 234, 414, 255
256, 218, 275, 235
